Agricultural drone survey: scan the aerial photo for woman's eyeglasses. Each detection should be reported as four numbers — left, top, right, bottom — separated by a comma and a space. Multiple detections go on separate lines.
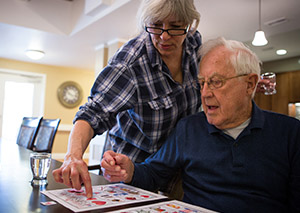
145, 25, 190, 36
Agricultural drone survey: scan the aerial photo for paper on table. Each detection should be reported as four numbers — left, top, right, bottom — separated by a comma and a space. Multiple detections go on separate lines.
41, 183, 167, 212
111, 200, 217, 213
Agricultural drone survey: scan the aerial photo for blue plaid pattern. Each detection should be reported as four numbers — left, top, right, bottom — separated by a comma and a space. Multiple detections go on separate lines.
74, 31, 202, 162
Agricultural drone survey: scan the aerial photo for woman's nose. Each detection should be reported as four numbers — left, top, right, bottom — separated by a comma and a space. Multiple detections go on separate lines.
160, 30, 171, 40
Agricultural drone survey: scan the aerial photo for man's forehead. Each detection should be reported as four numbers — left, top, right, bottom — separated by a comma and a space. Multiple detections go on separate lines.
199, 58, 234, 78
198, 72, 220, 79
202, 45, 230, 60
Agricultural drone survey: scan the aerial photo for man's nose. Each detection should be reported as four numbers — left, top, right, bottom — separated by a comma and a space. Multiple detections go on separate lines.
201, 82, 213, 97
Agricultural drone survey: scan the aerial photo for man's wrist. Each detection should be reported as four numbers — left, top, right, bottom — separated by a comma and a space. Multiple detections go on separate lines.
64, 153, 83, 161
125, 162, 135, 183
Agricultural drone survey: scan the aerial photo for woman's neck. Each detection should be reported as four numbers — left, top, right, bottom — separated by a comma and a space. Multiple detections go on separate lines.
162, 53, 183, 84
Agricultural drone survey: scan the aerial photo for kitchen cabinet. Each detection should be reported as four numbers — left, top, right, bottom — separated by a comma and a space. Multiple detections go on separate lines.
289, 71, 300, 103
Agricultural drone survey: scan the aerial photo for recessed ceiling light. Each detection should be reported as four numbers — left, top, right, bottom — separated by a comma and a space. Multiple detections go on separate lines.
25, 50, 45, 60
276, 49, 287, 55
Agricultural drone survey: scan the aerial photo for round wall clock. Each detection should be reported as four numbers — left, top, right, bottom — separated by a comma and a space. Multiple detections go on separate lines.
57, 81, 83, 108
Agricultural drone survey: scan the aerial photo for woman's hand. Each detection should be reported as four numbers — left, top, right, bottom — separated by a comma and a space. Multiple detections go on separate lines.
52, 154, 93, 198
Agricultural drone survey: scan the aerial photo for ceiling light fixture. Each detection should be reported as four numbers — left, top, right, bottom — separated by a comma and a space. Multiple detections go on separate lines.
252, 0, 268, 46
25, 49, 45, 60
276, 49, 287, 55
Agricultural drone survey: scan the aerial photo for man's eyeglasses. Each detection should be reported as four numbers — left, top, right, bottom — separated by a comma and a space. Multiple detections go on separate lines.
145, 25, 190, 36
194, 74, 248, 91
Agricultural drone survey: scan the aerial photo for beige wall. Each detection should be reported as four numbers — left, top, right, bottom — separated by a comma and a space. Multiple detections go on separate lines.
0, 57, 95, 156
0, 40, 125, 160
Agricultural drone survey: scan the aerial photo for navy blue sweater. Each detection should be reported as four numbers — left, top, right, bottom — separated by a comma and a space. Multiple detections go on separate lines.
132, 102, 300, 212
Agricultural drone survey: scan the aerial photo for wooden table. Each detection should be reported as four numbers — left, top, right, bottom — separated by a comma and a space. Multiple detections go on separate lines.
0, 138, 169, 212
0, 138, 113, 212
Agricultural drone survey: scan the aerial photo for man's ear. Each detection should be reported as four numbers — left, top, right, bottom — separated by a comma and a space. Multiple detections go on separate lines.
246, 74, 258, 95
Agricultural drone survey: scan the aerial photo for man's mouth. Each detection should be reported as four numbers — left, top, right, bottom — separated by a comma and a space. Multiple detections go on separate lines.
207, 105, 218, 110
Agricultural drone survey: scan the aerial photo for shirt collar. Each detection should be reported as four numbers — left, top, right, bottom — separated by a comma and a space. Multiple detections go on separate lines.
185, 31, 201, 56
143, 32, 162, 69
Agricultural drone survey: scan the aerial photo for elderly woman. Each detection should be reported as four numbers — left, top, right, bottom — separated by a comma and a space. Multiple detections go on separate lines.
53, 0, 202, 198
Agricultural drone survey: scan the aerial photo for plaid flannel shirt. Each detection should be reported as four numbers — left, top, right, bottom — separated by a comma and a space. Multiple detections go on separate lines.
74, 31, 202, 162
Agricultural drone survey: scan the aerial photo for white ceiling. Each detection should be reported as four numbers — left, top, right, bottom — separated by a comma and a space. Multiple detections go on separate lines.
0, 0, 300, 70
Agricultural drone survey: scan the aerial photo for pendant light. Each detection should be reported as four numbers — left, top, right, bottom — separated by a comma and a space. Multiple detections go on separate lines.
252, 0, 268, 46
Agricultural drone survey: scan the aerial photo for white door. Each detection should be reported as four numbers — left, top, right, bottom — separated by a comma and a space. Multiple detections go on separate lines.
0, 69, 46, 140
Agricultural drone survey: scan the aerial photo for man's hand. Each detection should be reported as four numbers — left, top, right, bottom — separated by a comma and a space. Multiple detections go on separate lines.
101, 150, 134, 183
52, 154, 93, 198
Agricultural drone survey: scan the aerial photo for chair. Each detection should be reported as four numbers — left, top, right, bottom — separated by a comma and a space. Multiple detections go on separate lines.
16, 116, 43, 150
88, 131, 111, 174
32, 118, 61, 153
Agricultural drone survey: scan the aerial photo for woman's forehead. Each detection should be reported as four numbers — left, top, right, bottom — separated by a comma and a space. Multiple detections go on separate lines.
150, 15, 183, 24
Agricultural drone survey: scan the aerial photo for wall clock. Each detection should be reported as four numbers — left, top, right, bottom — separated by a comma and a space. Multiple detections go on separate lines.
57, 81, 83, 108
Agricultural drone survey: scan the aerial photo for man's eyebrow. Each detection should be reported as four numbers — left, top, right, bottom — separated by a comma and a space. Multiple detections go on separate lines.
197, 73, 218, 79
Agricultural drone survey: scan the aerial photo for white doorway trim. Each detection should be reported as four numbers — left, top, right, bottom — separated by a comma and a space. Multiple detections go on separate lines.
0, 68, 46, 138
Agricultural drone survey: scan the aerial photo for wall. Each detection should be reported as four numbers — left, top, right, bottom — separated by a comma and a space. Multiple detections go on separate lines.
0, 58, 95, 157
263, 56, 300, 73
255, 56, 300, 116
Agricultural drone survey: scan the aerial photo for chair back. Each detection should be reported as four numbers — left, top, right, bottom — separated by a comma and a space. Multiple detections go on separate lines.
16, 117, 43, 150
32, 118, 61, 153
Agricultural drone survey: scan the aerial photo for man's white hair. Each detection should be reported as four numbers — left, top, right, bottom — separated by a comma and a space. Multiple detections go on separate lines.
199, 37, 262, 98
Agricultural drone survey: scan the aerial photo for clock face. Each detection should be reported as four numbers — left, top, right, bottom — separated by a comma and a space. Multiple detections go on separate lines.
57, 81, 83, 108
62, 85, 80, 104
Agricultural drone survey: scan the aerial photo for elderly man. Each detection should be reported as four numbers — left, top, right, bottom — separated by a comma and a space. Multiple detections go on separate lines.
100, 37, 300, 212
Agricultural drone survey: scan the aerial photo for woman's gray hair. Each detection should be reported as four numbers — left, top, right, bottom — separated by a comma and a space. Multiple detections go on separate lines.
137, 0, 200, 34
199, 37, 262, 98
